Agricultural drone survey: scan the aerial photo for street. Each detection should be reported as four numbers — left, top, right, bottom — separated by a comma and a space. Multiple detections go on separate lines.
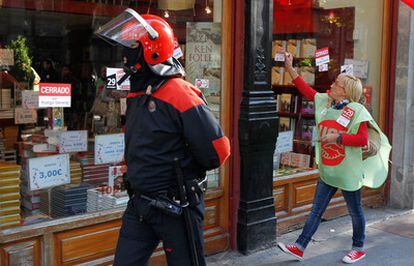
207, 207, 414, 265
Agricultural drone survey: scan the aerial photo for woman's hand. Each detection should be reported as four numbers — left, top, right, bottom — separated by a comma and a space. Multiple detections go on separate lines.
321, 133, 339, 143
284, 52, 294, 69
280, 50, 298, 80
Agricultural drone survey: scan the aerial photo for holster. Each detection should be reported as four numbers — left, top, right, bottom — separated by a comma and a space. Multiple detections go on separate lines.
122, 173, 134, 199
141, 194, 182, 217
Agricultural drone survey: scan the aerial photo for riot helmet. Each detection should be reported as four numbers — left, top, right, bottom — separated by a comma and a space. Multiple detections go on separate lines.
95, 9, 183, 77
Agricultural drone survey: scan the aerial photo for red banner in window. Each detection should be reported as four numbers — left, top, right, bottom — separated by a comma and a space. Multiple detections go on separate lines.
273, 0, 314, 34
402, 0, 414, 9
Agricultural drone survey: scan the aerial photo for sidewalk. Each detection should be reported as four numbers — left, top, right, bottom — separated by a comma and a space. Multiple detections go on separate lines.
207, 207, 414, 266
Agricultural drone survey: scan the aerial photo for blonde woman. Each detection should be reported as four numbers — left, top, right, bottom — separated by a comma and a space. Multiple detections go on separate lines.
277, 52, 391, 264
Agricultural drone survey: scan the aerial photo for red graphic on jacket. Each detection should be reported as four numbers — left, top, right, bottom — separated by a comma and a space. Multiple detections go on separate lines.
318, 120, 347, 166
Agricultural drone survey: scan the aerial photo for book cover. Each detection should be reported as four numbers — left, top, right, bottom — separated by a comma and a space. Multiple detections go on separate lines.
300, 38, 317, 58
290, 152, 311, 168
272, 66, 284, 85
287, 39, 300, 57
283, 67, 297, 85
299, 66, 315, 86
186, 22, 221, 119
301, 120, 316, 140
280, 93, 292, 112
276, 94, 282, 112
290, 118, 297, 133
279, 117, 290, 132
300, 99, 315, 114
280, 152, 311, 168
280, 152, 291, 167
291, 95, 298, 113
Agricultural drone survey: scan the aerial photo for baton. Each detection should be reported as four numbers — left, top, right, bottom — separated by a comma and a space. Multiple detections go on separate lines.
174, 158, 199, 266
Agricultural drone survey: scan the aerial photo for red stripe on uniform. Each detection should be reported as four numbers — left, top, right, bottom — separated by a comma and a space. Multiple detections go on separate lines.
212, 136, 231, 165
127, 91, 145, 98
152, 78, 205, 112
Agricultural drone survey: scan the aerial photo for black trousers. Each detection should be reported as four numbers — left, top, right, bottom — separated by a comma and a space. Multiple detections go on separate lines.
113, 195, 206, 266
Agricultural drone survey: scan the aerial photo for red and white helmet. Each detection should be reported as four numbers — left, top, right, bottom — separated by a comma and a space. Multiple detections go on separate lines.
96, 9, 175, 65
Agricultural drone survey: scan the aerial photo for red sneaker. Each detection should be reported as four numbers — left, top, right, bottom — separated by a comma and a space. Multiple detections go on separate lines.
277, 242, 304, 261
342, 250, 366, 264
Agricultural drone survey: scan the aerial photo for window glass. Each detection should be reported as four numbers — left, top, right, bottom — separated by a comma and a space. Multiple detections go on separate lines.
0, 0, 223, 230
272, 0, 384, 178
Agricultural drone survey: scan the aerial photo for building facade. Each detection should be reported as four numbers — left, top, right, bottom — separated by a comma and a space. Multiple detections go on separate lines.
0, 0, 407, 264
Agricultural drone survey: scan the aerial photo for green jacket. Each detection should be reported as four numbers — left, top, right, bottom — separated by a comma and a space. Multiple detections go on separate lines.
314, 93, 391, 191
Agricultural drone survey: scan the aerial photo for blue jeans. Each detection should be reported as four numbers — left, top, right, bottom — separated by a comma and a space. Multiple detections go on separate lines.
296, 179, 365, 250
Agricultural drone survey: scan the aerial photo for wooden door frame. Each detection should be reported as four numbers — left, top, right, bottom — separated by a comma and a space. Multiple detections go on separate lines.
227, 0, 244, 250
380, 0, 399, 204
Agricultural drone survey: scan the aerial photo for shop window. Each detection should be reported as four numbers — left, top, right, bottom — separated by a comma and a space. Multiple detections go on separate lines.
272, 0, 384, 178
0, 0, 223, 229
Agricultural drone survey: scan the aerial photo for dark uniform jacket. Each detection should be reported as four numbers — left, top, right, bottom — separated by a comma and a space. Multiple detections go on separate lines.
125, 77, 230, 193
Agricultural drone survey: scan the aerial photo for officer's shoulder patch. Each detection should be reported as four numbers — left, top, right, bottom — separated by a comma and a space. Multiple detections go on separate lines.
148, 100, 157, 112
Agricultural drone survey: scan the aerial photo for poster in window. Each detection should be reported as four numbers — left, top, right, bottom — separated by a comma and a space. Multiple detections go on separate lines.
186, 22, 221, 118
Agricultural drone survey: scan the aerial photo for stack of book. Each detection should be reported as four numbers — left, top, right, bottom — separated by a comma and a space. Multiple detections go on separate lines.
0, 109, 13, 119
2, 150, 17, 163
77, 154, 110, 186
0, 163, 21, 229
0, 88, 12, 109
86, 188, 106, 212
280, 152, 311, 169
48, 183, 92, 218
70, 161, 82, 184
87, 188, 128, 212
3, 126, 18, 153
20, 177, 42, 217
0, 130, 5, 161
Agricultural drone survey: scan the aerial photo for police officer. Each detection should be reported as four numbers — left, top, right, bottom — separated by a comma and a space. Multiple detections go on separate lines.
95, 9, 231, 266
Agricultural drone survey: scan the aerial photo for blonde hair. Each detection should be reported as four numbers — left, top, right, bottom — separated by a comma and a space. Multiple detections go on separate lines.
337, 74, 363, 102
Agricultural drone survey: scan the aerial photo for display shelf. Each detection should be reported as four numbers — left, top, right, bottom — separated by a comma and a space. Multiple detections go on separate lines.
277, 111, 313, 118
273, 32, 318, 40
272, 58, 315, 67
272, 84, 326, 93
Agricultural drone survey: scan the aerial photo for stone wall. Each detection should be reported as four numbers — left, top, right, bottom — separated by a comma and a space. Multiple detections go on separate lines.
390, 2, 414, 209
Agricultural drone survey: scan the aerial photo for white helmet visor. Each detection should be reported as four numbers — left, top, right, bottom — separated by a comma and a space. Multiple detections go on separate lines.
95, 8, 158, 48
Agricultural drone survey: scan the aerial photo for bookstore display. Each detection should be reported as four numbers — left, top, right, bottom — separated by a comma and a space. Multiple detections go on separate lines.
272, 7, 374, 179
272, 34, 318, 178
0, 3, 225, 231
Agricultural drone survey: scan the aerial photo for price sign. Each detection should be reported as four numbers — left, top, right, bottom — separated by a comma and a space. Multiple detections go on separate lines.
27, 154, 70, 191
275, 131, 294, 154
22, 90, 39, 109
95, 133, 125, 165
59, 130, 88, 153
340, 64, 354, 75
344, 59, 368, 79
106, 67, 130, 91
14, 107, 37, 124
